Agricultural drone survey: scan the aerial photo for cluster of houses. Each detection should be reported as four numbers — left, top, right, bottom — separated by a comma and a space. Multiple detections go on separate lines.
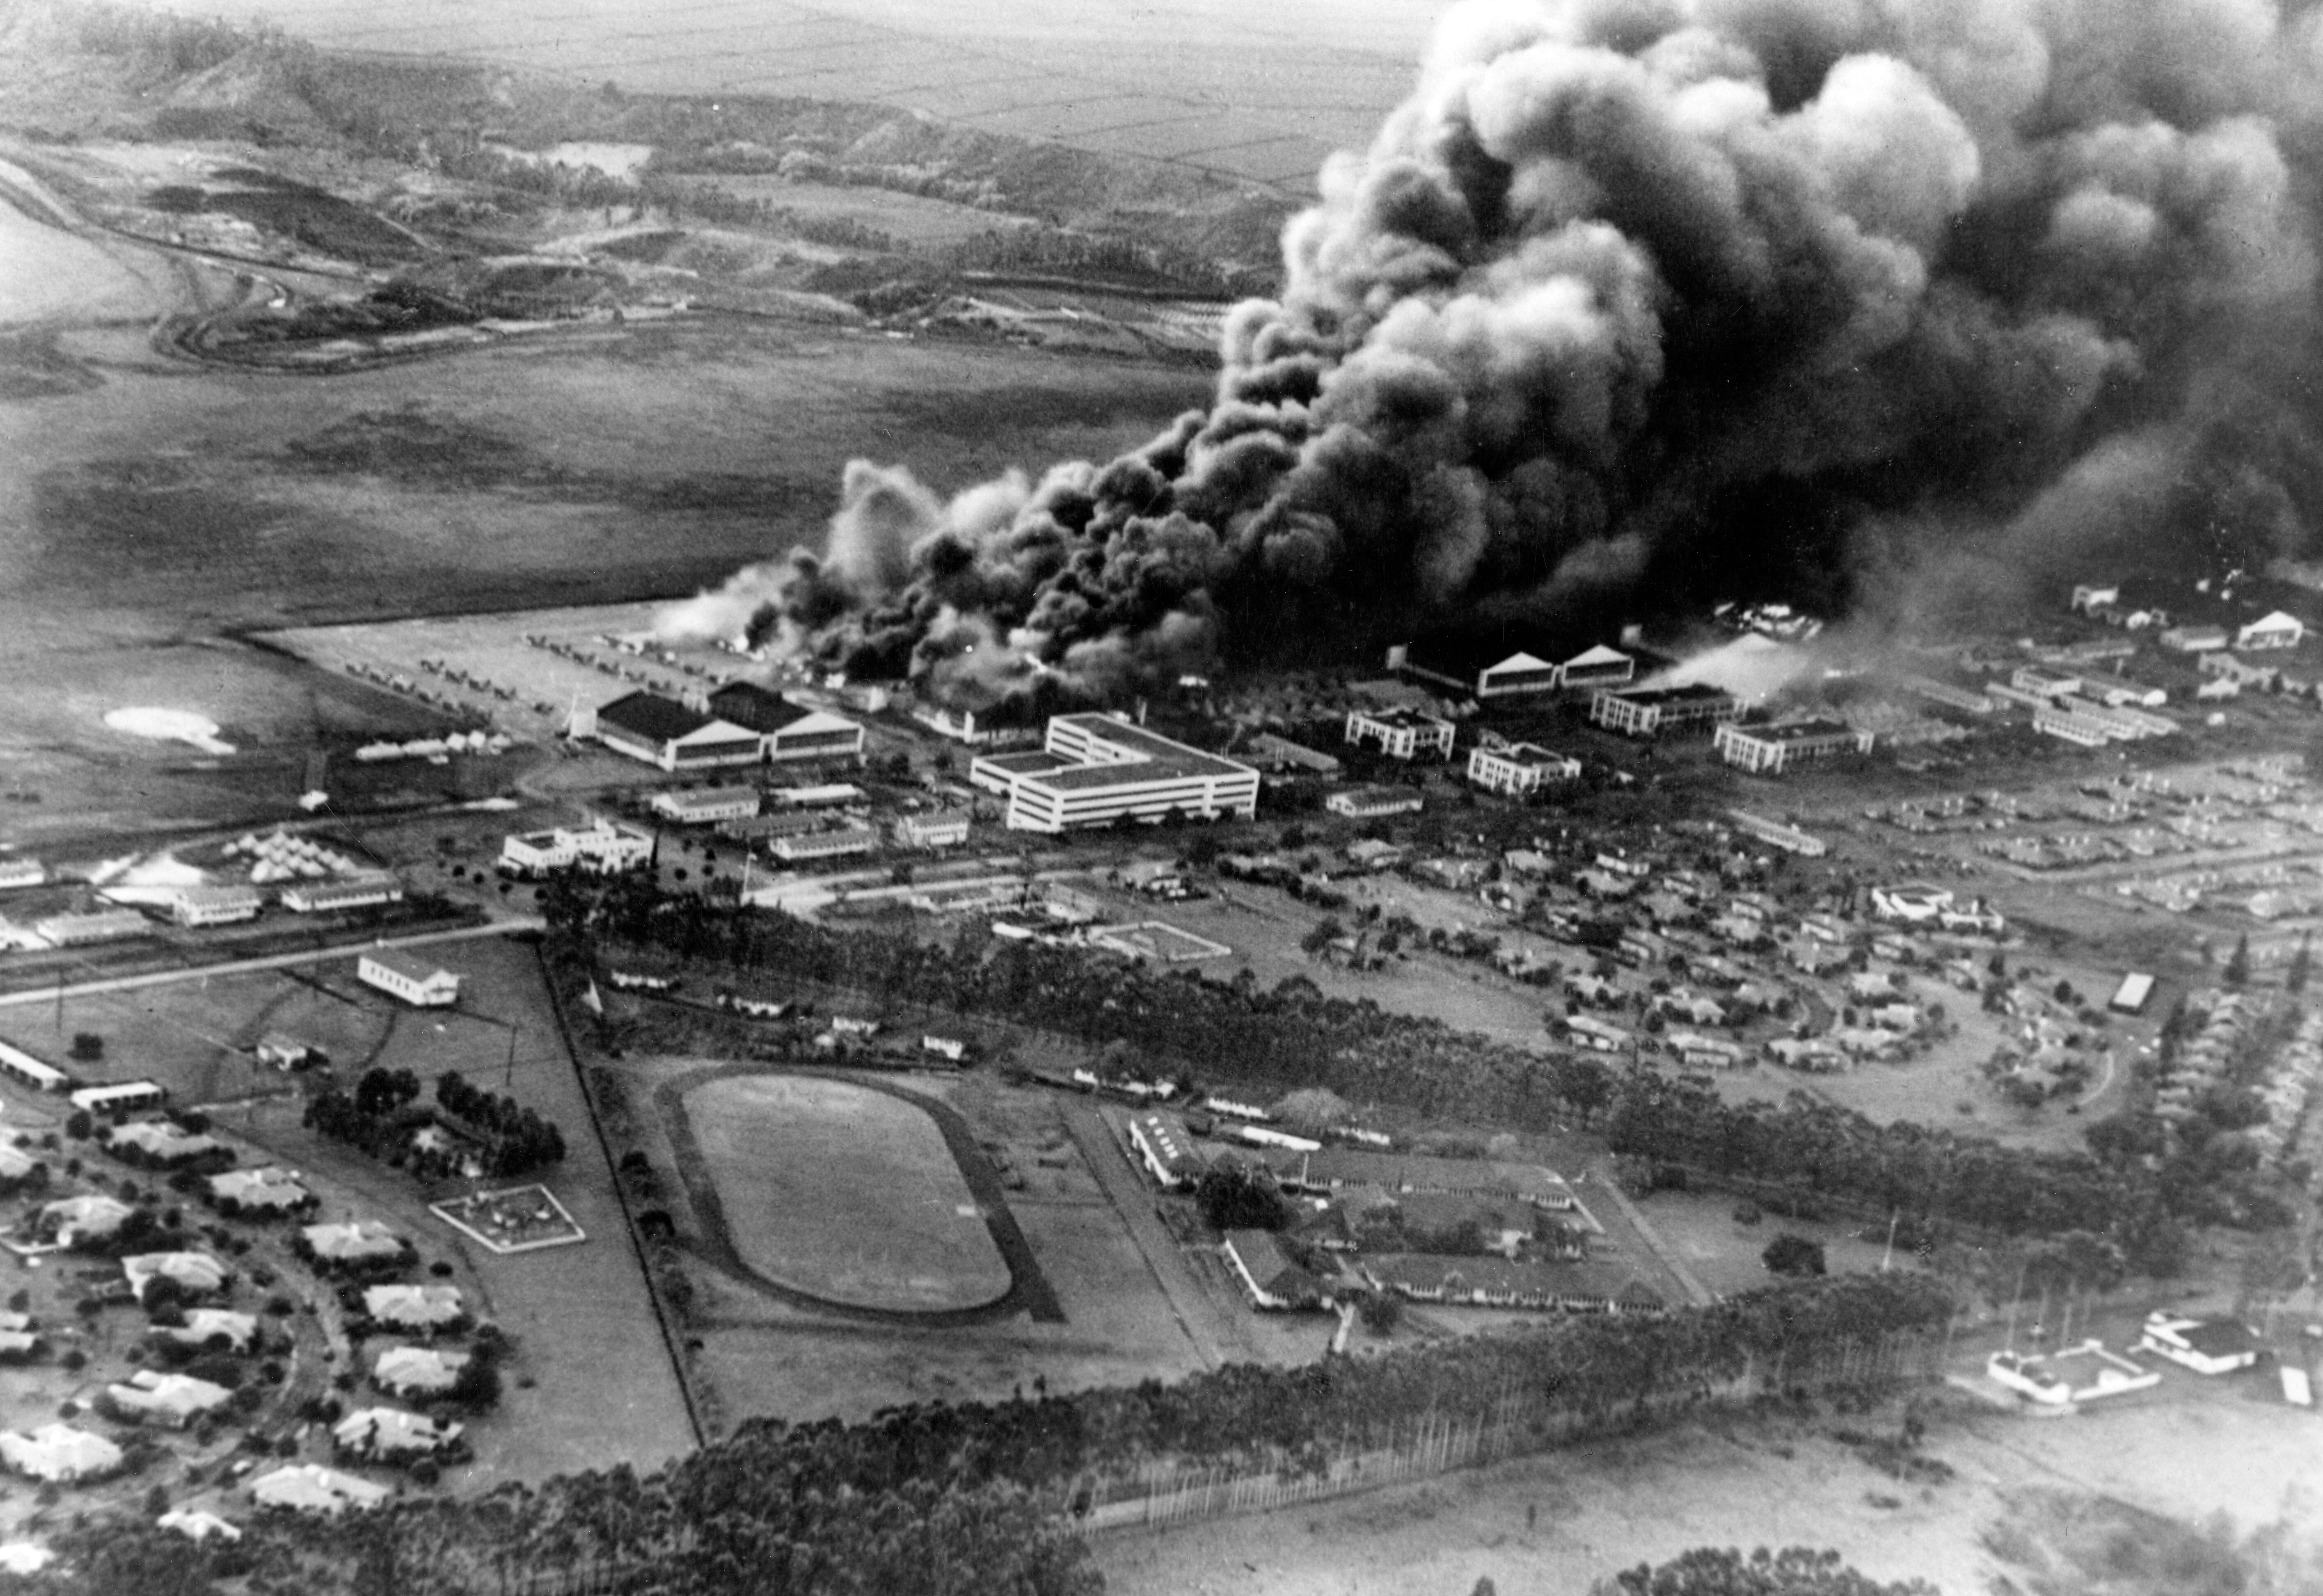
0, 1063, 481, 1520
2159, 990, 2323, 1176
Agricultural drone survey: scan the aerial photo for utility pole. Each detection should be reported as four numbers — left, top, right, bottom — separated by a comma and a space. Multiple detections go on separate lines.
503, 1024, 518, 1093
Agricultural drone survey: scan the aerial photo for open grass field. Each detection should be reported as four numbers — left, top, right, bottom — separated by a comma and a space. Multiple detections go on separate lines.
1092, 1393, 2323, 1596
682, 1072, 1011, 1312
666, 177, 1041, 247
0, 174, 1211, 844
210, 0, 1441, 193
219, 933, 699, 1484
0, 960, 395, 1107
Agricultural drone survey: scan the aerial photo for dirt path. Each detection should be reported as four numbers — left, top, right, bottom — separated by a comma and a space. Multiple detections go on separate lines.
1062, 1100, 1230, 1370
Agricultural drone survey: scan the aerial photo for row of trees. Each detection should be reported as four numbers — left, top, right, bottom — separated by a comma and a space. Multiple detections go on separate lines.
550, 878, 2193, 1271
2, 1274, 1950, 1595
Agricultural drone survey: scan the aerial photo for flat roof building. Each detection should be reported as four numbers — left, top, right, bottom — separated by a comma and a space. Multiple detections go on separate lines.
650, 787, 760, 825
2161, 624, 2231, 654
1467, 742, 1579, 798
1590, 684, 1742, 737
0, 1042, 70, 1094
357, 951, 459, 1008
768, 824, 879, 862
171, 885, 262, 928
34, 909, 152, 947
1728, 809, 1829, 857
280, 875, 403, 914
1712, 719, 1874, 775
69, 1081, 165, 1118
1343, 707, 1455, 761
969, 714, 1259, 833
499, 820, 652, 877
584, 692, 762, 771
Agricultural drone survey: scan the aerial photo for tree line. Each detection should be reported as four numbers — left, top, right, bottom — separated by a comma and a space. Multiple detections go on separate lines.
550, 877, 2197, 1273
0, 1273, 1948, 1596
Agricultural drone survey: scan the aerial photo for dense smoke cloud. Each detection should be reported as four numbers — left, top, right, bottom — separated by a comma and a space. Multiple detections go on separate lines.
679, 0, 2323, 705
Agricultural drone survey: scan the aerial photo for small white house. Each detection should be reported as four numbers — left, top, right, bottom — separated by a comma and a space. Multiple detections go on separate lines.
357, 950, 459, 1008
2238, 611, 2305, 650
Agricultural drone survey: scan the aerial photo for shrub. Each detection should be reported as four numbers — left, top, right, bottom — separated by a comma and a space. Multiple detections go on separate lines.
1762, 1233, 1828, 1278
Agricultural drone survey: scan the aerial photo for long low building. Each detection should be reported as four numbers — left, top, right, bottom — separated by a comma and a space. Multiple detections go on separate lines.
357, 951, 459, 1008
970, 714, 1258, 833
280, 875, 404, 914
649, 787, 760, 825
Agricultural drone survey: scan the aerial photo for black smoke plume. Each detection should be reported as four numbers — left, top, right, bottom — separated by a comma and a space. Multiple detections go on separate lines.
668, 0, 2323, 705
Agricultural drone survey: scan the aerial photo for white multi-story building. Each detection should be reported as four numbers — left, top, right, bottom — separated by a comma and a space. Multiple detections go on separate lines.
1589, 685, 1740, 737
1465, 742, 1580, 797
1343, 707, 1455, 761
356, 951, 460, 1008
498, 821, 652, 877
970, 714, 1259, 833
1712, 720, 1874, 775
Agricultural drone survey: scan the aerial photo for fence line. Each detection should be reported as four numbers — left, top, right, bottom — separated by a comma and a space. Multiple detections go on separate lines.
1069, 1329, 1943, 1535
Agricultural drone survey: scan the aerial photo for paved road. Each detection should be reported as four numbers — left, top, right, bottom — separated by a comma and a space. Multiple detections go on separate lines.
1062, 1100, 1229, 1371
0, 917, 544, 1010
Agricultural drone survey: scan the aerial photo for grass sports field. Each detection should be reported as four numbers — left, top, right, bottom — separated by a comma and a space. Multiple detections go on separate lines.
682, 1073, 1012, 1313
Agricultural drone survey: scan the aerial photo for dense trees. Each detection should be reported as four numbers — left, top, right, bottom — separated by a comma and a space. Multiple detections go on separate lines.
1196, 1164, 1288, 1232
305, 1068, 563, 1181
551, 880, 2201, 1273
1760, 1235, 1826, 1278
3, 1274, 1946, 1596
1603, 1547, 1939, 1596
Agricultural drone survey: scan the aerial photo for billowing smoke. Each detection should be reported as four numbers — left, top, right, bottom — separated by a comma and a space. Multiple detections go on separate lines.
692, 0, 2323, 706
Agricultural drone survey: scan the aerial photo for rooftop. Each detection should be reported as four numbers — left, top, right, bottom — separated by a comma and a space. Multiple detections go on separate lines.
1030, 714, 1254, 790
1601, 682, 1735, 705
596, 691, 714, 742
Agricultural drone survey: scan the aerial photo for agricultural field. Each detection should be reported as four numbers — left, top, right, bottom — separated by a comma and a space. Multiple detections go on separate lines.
206, 0, 1435, 192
